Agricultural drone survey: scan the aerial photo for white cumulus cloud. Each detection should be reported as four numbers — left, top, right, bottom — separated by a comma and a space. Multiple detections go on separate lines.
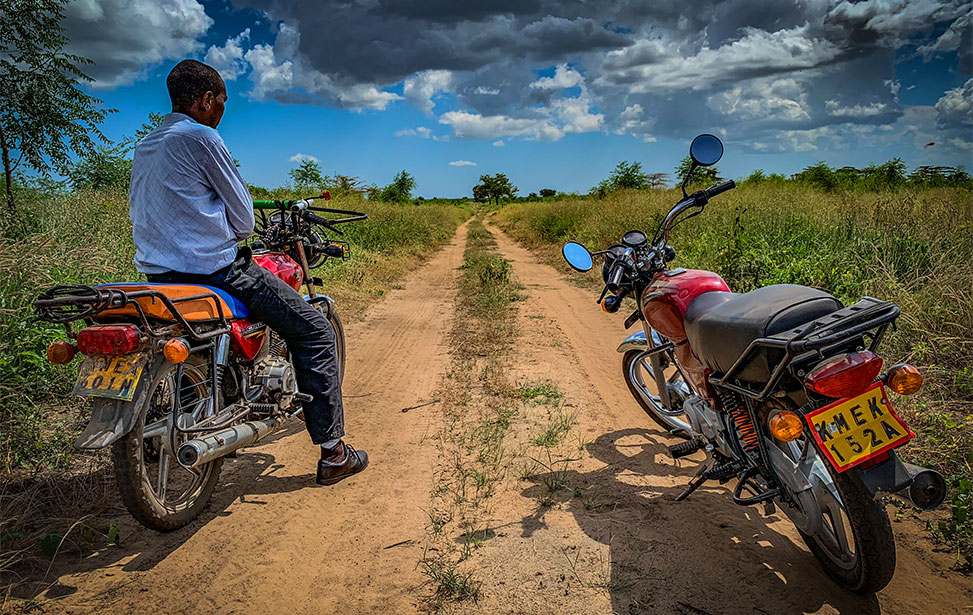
204, 29, 251, 81
403, 70, 453, 114
449, 160, 477, 167
289, 153, 318, 163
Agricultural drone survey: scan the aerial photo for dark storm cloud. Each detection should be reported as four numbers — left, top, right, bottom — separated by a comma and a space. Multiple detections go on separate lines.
66, 0, 966, 152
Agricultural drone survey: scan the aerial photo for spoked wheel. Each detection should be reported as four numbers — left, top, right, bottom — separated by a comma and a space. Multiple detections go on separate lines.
622, 349, 692, 438
112, 358, 222, 531
784, 439, 896, 593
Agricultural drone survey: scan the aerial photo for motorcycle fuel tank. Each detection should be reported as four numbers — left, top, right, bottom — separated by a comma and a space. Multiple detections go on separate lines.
641, 269, 730, 343
253, 252, 303, 292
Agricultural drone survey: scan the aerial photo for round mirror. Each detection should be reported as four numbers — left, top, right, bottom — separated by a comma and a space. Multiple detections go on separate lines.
562, 242, 593, 272
689, 134, 723, 167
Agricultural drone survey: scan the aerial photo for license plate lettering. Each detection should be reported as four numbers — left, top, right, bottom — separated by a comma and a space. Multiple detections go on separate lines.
805, 382, 914, 472
74, 354, 146, 402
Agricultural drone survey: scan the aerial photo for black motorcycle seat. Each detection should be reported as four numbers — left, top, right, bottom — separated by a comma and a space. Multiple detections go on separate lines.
684, 284, 843, 382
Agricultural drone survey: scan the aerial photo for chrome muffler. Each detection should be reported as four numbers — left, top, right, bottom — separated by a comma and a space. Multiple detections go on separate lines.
896, 462, 948, 510
177, 415, 285, 469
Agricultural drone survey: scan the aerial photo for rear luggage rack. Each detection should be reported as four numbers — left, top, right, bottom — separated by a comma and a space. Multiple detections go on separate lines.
35, 284, 231, 341
710, 297, 899, 400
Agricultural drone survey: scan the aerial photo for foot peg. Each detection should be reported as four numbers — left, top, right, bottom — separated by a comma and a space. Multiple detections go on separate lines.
668, 440, 702, 459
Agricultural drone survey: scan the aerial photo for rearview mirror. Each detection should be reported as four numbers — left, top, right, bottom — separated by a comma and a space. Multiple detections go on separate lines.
562, 242, 593, 272
690, 134, 723, 167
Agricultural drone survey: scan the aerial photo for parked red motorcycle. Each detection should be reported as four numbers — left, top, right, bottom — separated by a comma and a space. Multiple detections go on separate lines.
35, 196, 364, 531
560, 135, 946, 593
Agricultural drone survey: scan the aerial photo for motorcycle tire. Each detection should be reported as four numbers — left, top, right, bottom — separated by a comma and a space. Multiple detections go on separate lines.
112, 358, 223, 532
799, 465, 896, 593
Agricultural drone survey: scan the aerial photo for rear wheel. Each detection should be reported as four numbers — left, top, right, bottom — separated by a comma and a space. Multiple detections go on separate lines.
328, 307, 345, 385
791, 442, 896, 593
622, 349, 692, 437
112, 358, 222, 531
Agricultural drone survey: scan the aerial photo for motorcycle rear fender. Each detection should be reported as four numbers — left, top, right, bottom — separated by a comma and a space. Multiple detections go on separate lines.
75, 354, 165, 450
616, 329, 664, 354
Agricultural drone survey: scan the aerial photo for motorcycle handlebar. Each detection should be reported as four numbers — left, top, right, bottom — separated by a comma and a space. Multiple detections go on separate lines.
606, 261, 625, 292
704, 180, 736, 199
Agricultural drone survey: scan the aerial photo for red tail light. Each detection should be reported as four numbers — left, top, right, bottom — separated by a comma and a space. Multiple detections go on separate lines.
804, 350, 883, 399
77, 324, 142, 356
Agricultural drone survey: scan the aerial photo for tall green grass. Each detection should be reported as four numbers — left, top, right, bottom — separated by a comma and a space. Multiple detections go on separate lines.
497, 183, 973, 566
0, 188, 468, 472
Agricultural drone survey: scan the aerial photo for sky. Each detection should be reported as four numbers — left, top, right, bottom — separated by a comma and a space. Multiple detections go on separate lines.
61, 0, 972, 198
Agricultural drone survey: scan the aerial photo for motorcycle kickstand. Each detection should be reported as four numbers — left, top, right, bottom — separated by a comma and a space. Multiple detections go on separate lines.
674, 465, 709, 502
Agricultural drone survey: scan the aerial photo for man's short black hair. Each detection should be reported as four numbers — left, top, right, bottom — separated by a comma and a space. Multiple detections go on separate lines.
167, 60, 225, 112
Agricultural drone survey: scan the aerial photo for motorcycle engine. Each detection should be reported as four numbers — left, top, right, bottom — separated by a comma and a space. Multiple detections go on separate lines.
254, 358, 298, 406
683, 395, 733, 457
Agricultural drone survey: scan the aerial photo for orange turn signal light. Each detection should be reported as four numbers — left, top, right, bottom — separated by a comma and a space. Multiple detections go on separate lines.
887, 364, 923, 395
768, 410, 804, 442
163, 338, 190, 364
46, 341, 76, 364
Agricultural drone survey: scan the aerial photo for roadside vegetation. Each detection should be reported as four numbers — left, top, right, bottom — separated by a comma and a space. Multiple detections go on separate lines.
497, 181, 973, 569
421, 218, 523, 608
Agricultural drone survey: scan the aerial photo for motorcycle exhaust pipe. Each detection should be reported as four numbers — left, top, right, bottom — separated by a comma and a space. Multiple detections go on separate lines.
177, 415, 285, 469
896, 462, 948, 510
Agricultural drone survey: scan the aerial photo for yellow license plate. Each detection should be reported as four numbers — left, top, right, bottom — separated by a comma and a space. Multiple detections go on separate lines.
804, 382, 914, 472
73, 354, 146, 401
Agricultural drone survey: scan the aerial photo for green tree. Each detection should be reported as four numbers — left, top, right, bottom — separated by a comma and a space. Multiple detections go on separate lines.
675, 157, 721, 184
66, 145, 131, 190
539, 188, 557, 198
607, 161, 651, 191
0, 0, 113, 211
379, 169, 417, 202
67, 112, 164, 191
289, 159, 325, 190
473, 173, 517, 205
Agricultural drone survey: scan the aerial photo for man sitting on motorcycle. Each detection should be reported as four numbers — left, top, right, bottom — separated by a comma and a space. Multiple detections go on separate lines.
128, 59, 368, 485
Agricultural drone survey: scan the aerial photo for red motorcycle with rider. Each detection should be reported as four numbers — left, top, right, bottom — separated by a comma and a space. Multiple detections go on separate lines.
35, 196, 364, 530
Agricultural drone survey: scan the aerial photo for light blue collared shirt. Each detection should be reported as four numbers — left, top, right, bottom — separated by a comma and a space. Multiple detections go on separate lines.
129, 113, 254, 275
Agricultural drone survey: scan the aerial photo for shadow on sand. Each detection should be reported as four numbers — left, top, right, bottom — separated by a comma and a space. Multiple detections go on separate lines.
520, 427, 882, 615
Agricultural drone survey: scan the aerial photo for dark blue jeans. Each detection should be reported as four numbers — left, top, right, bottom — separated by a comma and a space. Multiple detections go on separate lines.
147, 249, 344, 444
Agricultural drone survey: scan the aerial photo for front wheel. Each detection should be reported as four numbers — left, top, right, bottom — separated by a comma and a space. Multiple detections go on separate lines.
622, 349, 692, 437
112, 359, 222, 531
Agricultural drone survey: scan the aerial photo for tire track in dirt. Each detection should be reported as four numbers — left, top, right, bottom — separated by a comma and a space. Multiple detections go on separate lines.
44, 221, 471, 615
470, 218, 969, 615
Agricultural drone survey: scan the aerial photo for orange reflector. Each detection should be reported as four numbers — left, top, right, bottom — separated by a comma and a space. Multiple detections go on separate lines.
768, 410, 804, 442
601, 298, 611, 313
887, 364, 923, 395
163, 338, 190, 364
46, 341, 76, 364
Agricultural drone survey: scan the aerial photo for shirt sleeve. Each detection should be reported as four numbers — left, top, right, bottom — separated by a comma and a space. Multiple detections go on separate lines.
196, 135, 255, 241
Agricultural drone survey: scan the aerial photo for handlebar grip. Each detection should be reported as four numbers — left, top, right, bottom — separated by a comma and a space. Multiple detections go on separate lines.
606, 262, 625, 292
253, 200, 282, 210
304, 211, 330, 225
704, 180, 736, 198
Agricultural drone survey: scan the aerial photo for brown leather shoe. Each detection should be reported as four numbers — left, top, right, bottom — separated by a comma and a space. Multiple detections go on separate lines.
316, 442, 368, 486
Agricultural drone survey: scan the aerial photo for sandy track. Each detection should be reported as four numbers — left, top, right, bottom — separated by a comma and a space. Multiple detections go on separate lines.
33, 218, 970, 615
45, 221, 470, 615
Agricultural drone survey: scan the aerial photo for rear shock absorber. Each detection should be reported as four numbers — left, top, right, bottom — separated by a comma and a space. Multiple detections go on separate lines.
721, 389, 760, 454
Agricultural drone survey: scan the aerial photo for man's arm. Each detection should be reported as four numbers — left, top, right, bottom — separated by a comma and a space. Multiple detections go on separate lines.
197, 136, 255, 241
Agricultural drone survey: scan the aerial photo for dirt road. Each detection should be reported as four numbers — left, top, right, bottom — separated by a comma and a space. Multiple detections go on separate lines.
33, 220, 969, 615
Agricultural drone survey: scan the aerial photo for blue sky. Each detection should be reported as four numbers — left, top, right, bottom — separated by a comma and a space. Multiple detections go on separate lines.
65, 0, 971, 198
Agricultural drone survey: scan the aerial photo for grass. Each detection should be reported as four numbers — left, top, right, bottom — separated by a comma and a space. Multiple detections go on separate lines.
518, 380, 565, 406
530, 408, 577, 448
497, 182, 973, 568
421, 217, 524, 606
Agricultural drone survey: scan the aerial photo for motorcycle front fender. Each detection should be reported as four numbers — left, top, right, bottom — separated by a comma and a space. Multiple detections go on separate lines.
616, 329, 664, 354
75, 354, 166, 450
